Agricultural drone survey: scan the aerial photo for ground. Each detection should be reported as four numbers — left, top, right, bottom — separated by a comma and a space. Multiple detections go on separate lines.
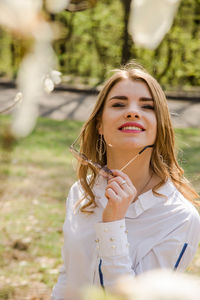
0, 84, 200, 128
0, 86, 200, 299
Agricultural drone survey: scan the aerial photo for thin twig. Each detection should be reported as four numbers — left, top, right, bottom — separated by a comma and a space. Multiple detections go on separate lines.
0, 92, 23, 114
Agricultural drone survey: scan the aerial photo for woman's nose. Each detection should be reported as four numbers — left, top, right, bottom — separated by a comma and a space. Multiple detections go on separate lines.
124, 107, 141, 119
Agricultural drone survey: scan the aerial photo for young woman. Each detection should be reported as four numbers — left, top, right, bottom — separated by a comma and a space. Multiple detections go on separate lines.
52, 63, 200, 300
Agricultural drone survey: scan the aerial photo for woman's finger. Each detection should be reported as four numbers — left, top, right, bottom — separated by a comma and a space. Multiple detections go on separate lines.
108, 177, 134, 199
108, 176, 128, 188
105, 188, 120, 202
110, 169, 133, 186
106, 181, 127, 199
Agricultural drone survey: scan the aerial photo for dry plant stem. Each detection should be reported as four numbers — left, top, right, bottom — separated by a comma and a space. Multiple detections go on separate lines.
0, 93, 22, 114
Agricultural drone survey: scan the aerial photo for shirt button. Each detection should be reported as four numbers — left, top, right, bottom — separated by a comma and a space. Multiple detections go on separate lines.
111, 245, 116, 249
104, 228, 108, 232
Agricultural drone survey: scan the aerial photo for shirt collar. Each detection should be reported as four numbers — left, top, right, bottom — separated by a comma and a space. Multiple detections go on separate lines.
94, 175, 176, 218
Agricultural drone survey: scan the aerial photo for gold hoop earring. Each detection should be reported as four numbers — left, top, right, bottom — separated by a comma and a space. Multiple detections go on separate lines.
96, 134, 106, 161
159, 154, 164, 162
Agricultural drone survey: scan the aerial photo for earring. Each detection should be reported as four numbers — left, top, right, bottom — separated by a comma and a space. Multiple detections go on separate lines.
159, 154, 164, 163
96, 134, 106, 161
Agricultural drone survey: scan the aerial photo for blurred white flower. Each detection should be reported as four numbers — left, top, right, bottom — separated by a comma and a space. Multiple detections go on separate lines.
44, 70, 62, 93
113, 270, 200, 300
0, 1, 64, 140
0, 0, 42, 35
14, 92, 23, 103
0, 0, 61, 138
51, 70, 62, 85
129, 0, 181, 49
11, 41, 55, 138
45, 0, 70, 13
44, 77, 55, 94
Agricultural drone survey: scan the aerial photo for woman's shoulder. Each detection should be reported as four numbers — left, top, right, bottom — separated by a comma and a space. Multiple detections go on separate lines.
65, 180, 84, 208
154, 180, 200, 244
174, 191, 200, 245
166, 180, 200, 224
66, 175, 97, 208
69, 179, 82, 192
153, 178, 199, 220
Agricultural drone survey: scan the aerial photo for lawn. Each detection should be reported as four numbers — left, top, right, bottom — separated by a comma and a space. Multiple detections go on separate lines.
0, 116, 200, 299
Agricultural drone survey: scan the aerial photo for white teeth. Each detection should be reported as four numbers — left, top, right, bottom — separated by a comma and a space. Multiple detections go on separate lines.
121, 126, 143, 131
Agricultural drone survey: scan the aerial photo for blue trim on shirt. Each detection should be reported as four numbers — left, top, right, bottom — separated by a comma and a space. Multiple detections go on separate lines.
98, 259, 104, 288
174, 243, 188, 270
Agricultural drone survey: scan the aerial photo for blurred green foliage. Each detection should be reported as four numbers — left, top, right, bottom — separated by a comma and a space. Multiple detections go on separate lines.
0, 0, 200, 88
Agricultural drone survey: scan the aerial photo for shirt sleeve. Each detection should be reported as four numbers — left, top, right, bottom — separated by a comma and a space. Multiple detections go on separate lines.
135, 240, 197, 274
51, 264, 67, 300
95, 219, 136, 288
137, 209, 200, 273
95, 212, 200, 289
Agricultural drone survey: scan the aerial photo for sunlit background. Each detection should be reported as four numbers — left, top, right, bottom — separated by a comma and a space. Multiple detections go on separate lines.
0, 0, 200, 299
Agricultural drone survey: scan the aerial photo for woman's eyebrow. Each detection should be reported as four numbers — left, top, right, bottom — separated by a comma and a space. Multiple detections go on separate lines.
108, 95, 154, 101
140, 97, 154, 102
109, 95, 128, 101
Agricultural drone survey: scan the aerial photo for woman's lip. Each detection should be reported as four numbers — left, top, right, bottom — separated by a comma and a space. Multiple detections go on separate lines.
118, 122, 145, 130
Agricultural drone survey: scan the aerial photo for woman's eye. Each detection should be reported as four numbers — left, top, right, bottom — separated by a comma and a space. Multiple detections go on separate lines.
111, 103, 125, 107
142, 105, 154, 110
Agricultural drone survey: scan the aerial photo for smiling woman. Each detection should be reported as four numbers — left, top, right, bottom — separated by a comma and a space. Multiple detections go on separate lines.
51, 62, 200, 300
99, 79, 157, 159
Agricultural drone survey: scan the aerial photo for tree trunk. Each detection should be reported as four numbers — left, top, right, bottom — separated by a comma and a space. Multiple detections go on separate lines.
157, 37, 173, 81
192, 1, 200, 38
121, 0, 132, 64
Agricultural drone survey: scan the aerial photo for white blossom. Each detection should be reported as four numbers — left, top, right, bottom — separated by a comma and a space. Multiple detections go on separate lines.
11, 65, 62, 137
11, 41, 55, 138
0, 0, 42, 35
113, 270, 200, 300
44, 77, 55, 94
50, 70, 62, 85
43, 70, 62, 93
14, 92, 23, 103
45, 0, 70, 14
0, 0, 59, 138
129, 0, 181, 49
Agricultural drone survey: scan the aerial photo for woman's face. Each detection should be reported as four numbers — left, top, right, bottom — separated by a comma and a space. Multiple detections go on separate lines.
98, 79, 157, 152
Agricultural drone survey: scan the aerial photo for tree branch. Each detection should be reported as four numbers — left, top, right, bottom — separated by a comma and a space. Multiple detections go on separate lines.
0, 92, 22, 114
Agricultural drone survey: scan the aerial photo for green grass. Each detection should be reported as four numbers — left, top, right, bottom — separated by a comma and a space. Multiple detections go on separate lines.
0, 116, 200, 299
175, 128, 200, 188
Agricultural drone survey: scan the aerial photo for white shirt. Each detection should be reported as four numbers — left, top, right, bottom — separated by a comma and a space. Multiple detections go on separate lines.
52, 176, 200, 299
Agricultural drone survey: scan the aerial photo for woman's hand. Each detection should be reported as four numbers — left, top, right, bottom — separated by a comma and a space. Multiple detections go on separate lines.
102, 169, 137, 223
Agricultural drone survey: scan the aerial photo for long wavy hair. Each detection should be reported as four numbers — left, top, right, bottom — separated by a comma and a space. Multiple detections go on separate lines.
74, 62, 199, 213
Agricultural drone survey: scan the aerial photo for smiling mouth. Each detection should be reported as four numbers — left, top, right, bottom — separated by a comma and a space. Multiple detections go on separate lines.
119, 126, 145, 132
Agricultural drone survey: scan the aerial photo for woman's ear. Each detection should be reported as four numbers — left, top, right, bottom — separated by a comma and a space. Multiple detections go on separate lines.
96, 117, 103, 135
98, 123, 103, 135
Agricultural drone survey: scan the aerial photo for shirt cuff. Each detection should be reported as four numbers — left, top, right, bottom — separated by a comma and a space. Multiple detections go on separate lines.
95, 219, 129, 257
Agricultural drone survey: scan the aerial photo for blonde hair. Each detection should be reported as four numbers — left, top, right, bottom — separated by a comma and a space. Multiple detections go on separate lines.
75, 62, 199, 213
